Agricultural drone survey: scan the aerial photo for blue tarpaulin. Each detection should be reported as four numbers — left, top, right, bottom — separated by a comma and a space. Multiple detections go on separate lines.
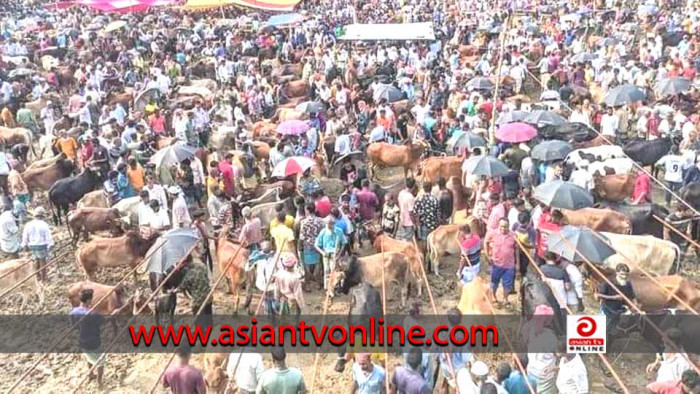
265, 13, 303, 27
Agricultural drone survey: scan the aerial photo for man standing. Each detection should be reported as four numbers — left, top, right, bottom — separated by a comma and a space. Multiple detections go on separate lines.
391, 347, 431, 394
299, 203, 324, 290
256, 347, 306, 393
436, 177, 453, 225
168, 186, 192, 229
561, 259, 585, 312
415, 182, 440, 244
351, 353, 386, 394
315, 217, 347, 290
540, 252, 571, 314
227, 351, 265, 394
555, 353, 589, 394
656, 145, 686, 206
0, 203, 20, 258
70, 289, 106, 389
249, 241, 276, 315
484, 219, 517, 308
239, 206, 263, 253
355, 179, 379, 222
397, 178, 417, 241
600, 107, 619, 138
161, 347, 206, 394
21, 206, 53, 281
595, 263, 638, 336
178, 256, 212, 327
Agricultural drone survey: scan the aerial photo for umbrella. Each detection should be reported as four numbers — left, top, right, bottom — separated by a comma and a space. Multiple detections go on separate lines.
597, 37, 619, 47
149, 144, 196, 168
7, 68, 35, 79
446, 131, 487, 151
525, 110, 567, 127
525, 26, 539, 35
548, 226, 615, 264
295, 101, 324, 114
104, 20, 127, 33
271, 156, 316, 177
531, 140, 573, 162
134, 87, 161, 113
603, 84, 646, 106
373, 84, 404, 103
462, 155, 509, 178
654, 77, 692, 97
496, 110, 528, 125
145, 228, 200, 274
570, 52, 595, 63
466, 76, 494, 90
277, 120, 310, 136
495, 122, 537, 143
540, 90, 561, 101
533, 180, 594, 210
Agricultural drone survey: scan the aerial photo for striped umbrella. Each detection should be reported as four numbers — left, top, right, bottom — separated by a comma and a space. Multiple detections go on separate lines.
271, 156, 316, 177
277, 119, 311, 136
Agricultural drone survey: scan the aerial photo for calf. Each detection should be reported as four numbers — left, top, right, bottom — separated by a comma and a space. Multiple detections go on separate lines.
426, 224, 462, 276
366, 141, 427, 180
335, 282, 382, 372
561, 208, 631, 234
367, 229, 423, 296
0, 259, 44, 309
48, 166, 104, 225
330, 252, 412, 308
203, 353, 229, 393
76, 231, 160, 279
67, 208, 123, 245
77, 190, 110, 209
216, 234, 251, 314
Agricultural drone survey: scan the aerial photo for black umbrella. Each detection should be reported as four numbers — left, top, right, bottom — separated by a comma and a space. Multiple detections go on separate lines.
467, 76, 494, 90
570, 52, 596, 64
496, 110, 529, 125
548, 226, 616, 263
531, 140, 573, 162
373, 84, 404, 103
654, 77, 692, 97
145, 228, 201, 274
525, 110, 567, 127
603, 84, 646, 106
533, 180, 594, 210
598, 37, 619, 46
462, 155, 509, 178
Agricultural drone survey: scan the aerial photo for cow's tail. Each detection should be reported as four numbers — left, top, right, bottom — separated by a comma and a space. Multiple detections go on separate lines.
425, 231, 435, 270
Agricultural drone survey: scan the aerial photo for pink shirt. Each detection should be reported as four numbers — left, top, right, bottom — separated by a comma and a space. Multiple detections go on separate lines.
646, 380, 684, 394
485, 231, 516, 268
398, 189, 415, 227
162, 365, 206, 394
487, 203, 506, 233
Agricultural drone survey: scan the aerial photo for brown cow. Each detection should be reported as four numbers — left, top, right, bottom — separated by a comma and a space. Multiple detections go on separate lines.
458, 45, 479, 56
561, 208, 631, 234
26, 152, 66, 171
593, 172, 637, 202
76, 232, 160, 279
279, 80, 308, 101
420, 156, 463, 185
572, 135, 610, 149
203, 353, 229, 393
628, 275, 700, 313
390, 100, 410, 115
426, 224, 462, 276
67, 281, 131, 315
216, 232, 251, 314
188, 78, 218, 92
0, 126, 34, 147
0, 258, 44, 308
457, 277, 495, 315
447, 175, 472, 214
22, 157, 74, 191
251, 121, 278, 138
366, 140, 427, 179
330, 252, 412, 308
366, 228, 423, 296
67, 207, 124, 245
77, 190, 110, 209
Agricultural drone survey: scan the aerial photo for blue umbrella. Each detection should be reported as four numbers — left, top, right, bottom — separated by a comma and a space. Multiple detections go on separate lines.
266, 13, 304, 28
146, 228, 201, 274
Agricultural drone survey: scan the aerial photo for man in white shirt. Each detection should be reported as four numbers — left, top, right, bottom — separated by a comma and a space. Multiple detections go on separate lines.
569, 165, 593, 190
226, 351, 265, 393
556, 353, 589, 394
410, 98, 431, 126
168, 186, 191, 229
21, 206, 53, 281
656, 146, 686, 206
600, 107, 620, 137
334, 130, 352, 157
143, 199, 170, 231
143, 175, 168, 212
562, 260, 585, 312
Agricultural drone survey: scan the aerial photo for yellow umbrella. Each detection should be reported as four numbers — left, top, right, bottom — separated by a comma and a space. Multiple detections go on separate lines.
104, 20, 127, 33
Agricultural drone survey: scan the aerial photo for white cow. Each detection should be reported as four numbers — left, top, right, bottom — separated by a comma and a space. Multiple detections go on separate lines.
587, 158, 635, 176
601, 232, 681, 276
566, 146, 626, 168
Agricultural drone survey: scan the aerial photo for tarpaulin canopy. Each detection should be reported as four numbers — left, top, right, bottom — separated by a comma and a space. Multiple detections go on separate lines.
53, 0, 173, 12
183, 0, 300, 10
265, 13, 303, 27
338, 22, 436, 41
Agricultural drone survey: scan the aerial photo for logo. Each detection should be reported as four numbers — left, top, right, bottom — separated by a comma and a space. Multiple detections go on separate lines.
566, 315, 606, 353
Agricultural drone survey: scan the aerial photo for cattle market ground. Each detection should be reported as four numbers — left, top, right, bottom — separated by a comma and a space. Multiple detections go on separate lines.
0, 167, 697, 393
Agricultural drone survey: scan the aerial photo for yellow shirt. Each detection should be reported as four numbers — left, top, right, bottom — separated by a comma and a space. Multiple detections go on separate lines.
270, 215, 295, 231
270, 224, 296, 255
206, 176, 224, 198
55, 137, 78, 159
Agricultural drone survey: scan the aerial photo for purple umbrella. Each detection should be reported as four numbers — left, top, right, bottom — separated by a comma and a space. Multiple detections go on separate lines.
277, 120, 311, 136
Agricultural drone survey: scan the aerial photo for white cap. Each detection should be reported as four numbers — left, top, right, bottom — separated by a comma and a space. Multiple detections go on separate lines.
470, 360, 489, 376
167, 185, 182, 195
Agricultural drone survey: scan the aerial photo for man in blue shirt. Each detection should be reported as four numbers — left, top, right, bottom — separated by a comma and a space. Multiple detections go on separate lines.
314, 217, 347, 291
504, 354, 538, 394
70, 288, 106, 389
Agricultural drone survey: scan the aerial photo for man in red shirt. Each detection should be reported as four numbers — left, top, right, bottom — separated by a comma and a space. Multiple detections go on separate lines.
217, 153, 236, 197
161, 347, 206, 394
355, 179, 379, 221
632, 170, 652, 204
314, 190, 332, 218
149, 109, 166, 134
646, 369, 698, 394
536, 209, 564, 264
485, 218, 517, 307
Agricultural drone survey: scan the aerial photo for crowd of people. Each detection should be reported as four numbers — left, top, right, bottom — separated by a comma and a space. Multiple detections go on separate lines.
1, 0, 700, 391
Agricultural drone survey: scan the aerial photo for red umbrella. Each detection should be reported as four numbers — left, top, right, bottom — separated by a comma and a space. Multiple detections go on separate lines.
495, 122, 537, 143
271, 156, 316, 177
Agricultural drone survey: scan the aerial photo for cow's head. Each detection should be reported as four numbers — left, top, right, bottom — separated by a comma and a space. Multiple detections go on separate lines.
203, 356, 228, 391
327, 271, 346, 298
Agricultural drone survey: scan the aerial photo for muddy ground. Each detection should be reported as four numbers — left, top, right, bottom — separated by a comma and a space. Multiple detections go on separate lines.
0, 166, 694, 394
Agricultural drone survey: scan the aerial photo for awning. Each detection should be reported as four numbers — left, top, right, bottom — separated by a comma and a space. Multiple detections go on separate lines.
67, 0, 173, 12
183, 0, 300, 10
338, 22, 435, 41
265, 13, 303, 27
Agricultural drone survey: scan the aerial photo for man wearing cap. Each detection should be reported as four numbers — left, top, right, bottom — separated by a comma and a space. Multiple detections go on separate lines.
0, 203, 20, 258
351, 352, 386, 394
274, 253, 304, 316
21, 206, 53, 282
168, 186, 191, 229
457, 360, 489, 393
239, 206, 263, 252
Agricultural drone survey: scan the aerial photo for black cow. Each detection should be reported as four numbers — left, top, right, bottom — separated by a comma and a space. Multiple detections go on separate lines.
619, 311, 700, 354
595, 202, 669, 238
334, 282, 383, 372
47, 167, 104, 225
680, 182, 700, 243
623, 137, 673, 177
539, 122, 597, 142
521, 270, 566, 337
